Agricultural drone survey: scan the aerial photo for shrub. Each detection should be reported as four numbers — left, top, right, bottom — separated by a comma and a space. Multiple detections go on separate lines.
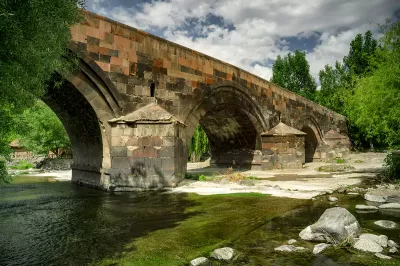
383, 151, 400, 182
0, 159, 11, 184
9, 160, 34, 170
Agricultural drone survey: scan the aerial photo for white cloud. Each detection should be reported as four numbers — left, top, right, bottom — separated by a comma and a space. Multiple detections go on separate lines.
87, 0, 400, 82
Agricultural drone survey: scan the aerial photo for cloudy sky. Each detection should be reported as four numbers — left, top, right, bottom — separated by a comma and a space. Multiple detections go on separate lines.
86, 0, 400, 83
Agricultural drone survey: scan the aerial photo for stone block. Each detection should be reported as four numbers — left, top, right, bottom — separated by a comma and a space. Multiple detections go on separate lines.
112, 157, 131, 169
126, 137, 139, 146
112, 146, 128, 157
162, 158, 175, 171
158, 147, 175, 158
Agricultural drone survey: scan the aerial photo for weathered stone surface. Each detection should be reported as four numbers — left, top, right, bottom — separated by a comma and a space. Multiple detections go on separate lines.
379, 203, 400, 209
299, 207, 360, 243
374, 220, 398, 229
211, 247, 234, 260
388, 240, 399, 248
374, 253, 391, 259
365, 193, 387, 203
355, 205, 378, 211
359, 234, 388, 247
190, 257, 208, 266
313, 243, 331, 254
274, 245, 307, 252
353, 239, 383, 253
288, 239, 297, 244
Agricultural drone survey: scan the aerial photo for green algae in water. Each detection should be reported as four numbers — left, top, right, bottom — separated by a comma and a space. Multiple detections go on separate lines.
96, 193, 307, 266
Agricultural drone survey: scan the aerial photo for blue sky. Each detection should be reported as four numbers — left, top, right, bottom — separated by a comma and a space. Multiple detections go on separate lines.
86, 0, 400, 83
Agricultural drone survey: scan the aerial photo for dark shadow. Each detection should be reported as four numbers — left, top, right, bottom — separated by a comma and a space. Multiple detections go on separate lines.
150, 83, 155, 97
302, 126, 318, 163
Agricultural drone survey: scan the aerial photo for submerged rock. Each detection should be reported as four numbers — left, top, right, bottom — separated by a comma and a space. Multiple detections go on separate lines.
274, 245, 307, 252
313, 243, 331, 255
353, 239, 383, 253
379, 203, 400, 209
355, 205, 378, 211
299, 207, 360, 243
211, 247, 234, 260
374, 253, 391, 259
190, 257, 208, 266
374, 220, 397, 229
288, 239, 297, 244
364, 193, 387, 203
359, 234, 388, 247
329, 196, 338, 202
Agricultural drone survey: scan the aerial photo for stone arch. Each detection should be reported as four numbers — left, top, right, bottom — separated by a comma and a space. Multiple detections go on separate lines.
184, 81, 268, 169
297, 116, 322, 162
41, 47, 122, 188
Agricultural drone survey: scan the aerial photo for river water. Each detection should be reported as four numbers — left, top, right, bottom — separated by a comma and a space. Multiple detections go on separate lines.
1, 176, 399, 265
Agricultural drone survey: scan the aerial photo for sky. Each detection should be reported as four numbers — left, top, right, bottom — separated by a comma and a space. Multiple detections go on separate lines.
86, 0, 400, 83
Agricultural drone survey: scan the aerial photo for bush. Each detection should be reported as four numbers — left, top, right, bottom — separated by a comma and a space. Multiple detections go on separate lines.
383, 151, 400, 182
9, 160, 34, 170
0, 159, 11, 184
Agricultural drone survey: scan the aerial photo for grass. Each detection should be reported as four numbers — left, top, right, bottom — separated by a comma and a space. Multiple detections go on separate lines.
353, 160, 365, 163
336, 158, 346, 164
96, 194, 307, 266
9, 160, 34, 170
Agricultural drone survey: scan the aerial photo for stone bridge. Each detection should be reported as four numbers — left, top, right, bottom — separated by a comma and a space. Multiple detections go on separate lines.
44, 10, 350, 191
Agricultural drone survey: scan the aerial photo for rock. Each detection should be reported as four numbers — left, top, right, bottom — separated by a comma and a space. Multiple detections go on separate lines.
313, 243, 331, 254
388, 240, 399, 248
190, 257, 208, 266
299, 207, 361, 243
374, 220, 397, 229
240, 179, 255, 186
374, 253, 391, 259
364, 193, 387, 203
347, 192, 359, 195
353, 239, 383, 253
317, 164, 355, 172
211, 247, 234, 260
389, 247, 398, 253
274, 245, 307, 252
329, 196, 338, 202
359, 234, 388, 247
355, 205, 378, 211
379, 203, 400, 209
288, 239, 297, 244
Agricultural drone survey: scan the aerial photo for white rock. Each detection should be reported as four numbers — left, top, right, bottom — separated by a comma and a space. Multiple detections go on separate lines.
211, 247, 234, 260
374, 220, 398, 229
288, 239, 297, 244
190, 257, 208, 266
355, 205, 378, 210
274, 245, 307, 252
353, 239, 383, 253
359, 234, 388, 247
313, 243, 331, 255
389, 247, 398, 254
348, 192, 359, 195
388, 240, 399, 248
379, 203, 400, 209
365, 193, 387, 203
329, 196, 338, 202
374, 253, 391, 259
299, 207, 360, 243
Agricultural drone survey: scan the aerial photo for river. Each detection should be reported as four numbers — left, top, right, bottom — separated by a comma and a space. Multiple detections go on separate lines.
0, 176, 399, 265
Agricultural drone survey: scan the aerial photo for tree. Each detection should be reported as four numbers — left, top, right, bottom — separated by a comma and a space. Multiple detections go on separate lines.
271, 50, 317, 100
0, 0, 84, 182
189, 125, 210, 162
345, 21, 400, 147
15, 101, 71, 156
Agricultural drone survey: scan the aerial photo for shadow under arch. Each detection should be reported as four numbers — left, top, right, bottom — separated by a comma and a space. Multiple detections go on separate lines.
297, 116, 323, 162
41, 46, 123, 188
184, 82, 268, 169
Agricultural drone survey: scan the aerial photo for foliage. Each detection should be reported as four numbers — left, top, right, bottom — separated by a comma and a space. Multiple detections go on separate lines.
0, 159, 11, 184
383, 151, 400, 182
198, 174, 207, 181
0, 0, 83, 182
9, 160, 34, 170
335, 158, 346, 164
189, 125, 210, 162
271, 50, 317, 100
14, 101, 71, 156
345, 21, 400, 147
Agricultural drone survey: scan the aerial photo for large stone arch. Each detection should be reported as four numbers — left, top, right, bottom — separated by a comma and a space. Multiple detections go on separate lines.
184, 81, 268, 169
41, 45, 122, 188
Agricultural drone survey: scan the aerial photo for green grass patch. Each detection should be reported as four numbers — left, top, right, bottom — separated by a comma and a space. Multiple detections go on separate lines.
201, 192, 270, 198
9, 160, 34, 170
95, 194, 306, 266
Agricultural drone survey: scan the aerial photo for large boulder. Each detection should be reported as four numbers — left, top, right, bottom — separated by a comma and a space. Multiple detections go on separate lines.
364, 193, 387, 203
374, 220, 398, 229
299, 207, 360, 243
353, 239, 383, 253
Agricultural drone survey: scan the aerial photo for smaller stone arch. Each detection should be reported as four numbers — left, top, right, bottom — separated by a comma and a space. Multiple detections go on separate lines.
297, 116, 323, 162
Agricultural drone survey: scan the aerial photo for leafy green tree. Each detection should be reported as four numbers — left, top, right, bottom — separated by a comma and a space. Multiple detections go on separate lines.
189, 125, 210, 162
0, 0, 83, 181
345, 21, 400, 147
271, 50, 317, 100
15, 101, 71, 156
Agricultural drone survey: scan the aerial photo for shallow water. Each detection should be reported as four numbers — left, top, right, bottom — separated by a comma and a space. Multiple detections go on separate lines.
1, 176, 400, 265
